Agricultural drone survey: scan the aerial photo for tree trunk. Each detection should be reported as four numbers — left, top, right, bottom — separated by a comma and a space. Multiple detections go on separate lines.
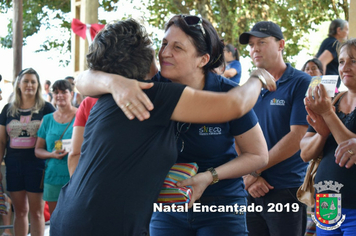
13, 0, 23, 82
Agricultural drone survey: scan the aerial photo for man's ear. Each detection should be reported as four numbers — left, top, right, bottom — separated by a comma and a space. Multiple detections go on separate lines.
279, 39, 285, 51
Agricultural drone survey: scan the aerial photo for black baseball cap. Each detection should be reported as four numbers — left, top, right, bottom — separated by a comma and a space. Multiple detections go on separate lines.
239, 21, 284, 44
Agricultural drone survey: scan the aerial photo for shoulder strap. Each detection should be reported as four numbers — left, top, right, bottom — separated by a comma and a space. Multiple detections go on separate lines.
332, 91, 347, 106
58, 114, 76, 141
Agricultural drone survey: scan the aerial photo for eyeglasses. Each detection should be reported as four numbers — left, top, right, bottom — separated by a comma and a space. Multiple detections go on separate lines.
175, 122, 191, 152
181, 15, 206, 37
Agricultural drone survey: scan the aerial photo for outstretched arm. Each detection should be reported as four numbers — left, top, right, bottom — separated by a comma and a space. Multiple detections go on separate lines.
171, 68, 276, 123
76, 70, 154, 121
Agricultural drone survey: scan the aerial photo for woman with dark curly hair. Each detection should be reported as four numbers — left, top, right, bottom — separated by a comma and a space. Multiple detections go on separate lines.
75, 15, 278, 235
49, 18, 275, 235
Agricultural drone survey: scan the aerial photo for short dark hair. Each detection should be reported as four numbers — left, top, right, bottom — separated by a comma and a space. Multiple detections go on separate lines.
45, 80, 51, 86
165, 15, 224, 73
52, 79, 73, 93
86, 19, 153, 80
301, 58, 323, 75
328, 19, 348, 37
64, 76, 75, 81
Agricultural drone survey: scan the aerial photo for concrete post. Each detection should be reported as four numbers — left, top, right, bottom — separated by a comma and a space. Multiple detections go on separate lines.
71, 0, 99, 75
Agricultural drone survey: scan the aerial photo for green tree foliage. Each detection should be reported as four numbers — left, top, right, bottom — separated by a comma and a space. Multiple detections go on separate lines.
0, 0, 119, 62
145, 0, 349, 64
1, 0, 71, 48
0, 0, 349, 66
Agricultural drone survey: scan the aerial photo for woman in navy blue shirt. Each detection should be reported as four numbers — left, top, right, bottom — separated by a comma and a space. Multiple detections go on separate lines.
76, 15, 273, 236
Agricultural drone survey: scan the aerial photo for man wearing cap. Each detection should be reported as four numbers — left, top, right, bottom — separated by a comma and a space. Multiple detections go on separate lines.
239, 21, 310, 235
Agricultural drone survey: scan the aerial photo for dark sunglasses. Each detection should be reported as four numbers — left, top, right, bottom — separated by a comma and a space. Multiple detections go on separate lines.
181, 15, 206, 37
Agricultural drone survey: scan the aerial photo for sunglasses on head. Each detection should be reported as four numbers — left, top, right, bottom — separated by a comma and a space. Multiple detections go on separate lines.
181, 15, 206, 37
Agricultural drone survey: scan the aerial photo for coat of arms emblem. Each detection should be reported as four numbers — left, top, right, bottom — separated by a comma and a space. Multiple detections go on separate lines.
311, 181, 346, 230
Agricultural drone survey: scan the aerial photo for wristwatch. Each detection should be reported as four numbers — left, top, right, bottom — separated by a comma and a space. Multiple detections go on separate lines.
250, 171, 261, 178
207, 167, 219, 185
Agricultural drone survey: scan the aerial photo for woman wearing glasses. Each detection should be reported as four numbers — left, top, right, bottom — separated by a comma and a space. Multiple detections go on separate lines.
75, 15, 271, 235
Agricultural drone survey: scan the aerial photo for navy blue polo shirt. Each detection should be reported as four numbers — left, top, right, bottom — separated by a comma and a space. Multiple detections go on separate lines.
153, 71, 258, 197
253, 63, 311, 189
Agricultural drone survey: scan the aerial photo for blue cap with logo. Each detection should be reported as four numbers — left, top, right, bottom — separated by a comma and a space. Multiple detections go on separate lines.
239, 21, 284, 44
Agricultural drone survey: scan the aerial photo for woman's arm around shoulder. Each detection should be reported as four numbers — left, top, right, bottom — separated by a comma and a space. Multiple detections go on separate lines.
76, 69, 154, 121
171, 69, 276, 123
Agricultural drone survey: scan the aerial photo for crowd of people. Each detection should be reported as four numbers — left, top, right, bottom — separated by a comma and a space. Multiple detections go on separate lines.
0, 13, 354, 236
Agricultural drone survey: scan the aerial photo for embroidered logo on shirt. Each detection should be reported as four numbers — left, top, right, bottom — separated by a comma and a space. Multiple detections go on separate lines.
270, 98, 285, 106
199, 126, 222, 136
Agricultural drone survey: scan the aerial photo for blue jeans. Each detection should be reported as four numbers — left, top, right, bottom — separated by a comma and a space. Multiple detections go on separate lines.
316, 208, 356, 236
246, 187, 307, 236
150, 196, 248, 236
